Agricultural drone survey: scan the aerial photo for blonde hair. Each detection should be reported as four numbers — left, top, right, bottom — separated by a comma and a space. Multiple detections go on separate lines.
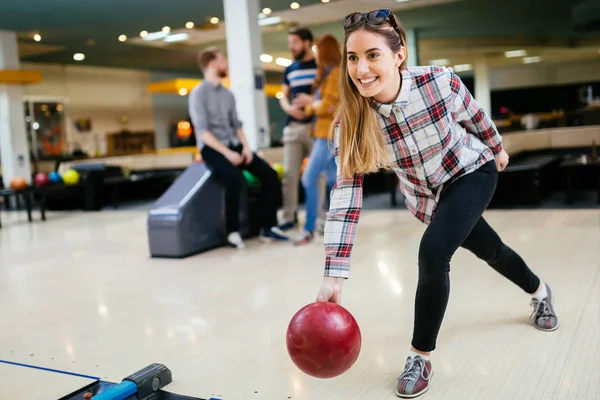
331, 12, 408, 178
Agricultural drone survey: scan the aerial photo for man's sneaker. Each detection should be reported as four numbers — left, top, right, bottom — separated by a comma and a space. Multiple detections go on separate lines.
261, 227, 289, 242
293, 231, 314, 246
277, 221, 296, 231
227, 232, 245, 249
530, 284, 559, 331
396, 356, 433, 398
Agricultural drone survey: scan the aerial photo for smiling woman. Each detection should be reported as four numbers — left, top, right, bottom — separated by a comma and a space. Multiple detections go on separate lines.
316, 8, 558, 399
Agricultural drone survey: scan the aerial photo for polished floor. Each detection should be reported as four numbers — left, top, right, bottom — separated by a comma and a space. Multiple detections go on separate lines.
0, 207, 599, 400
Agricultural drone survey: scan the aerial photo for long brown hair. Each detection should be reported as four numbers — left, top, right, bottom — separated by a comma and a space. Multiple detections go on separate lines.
312, 34, 342, 93
331, 12, 408, 178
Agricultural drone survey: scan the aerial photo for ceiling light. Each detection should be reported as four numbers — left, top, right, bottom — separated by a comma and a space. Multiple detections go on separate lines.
33, 34, 41, 42
143, 31, 169, 41
118, 35, 127, 42
164, 33, 189, 43
453, 64, 472, 72
276, 91, 284, 99
210, 17, 220, 24
290, 2, 300, 9
504, 49, 527, 58
523, 56, 541, 64
73, 53, 85, 61
179, 88, 188, 96
321, 0, 330, 2
185, 21, 195, 29
162, 26, 171, 33
140, 30, 148, 38
260, 54, 273, 63
276, 57, 292, 67
430, 58, 450, 66
262, 7, 272, 14
258, 16, 282, 26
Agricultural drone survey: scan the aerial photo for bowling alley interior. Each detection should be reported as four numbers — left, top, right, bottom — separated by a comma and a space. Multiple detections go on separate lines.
1, 0, 599, 399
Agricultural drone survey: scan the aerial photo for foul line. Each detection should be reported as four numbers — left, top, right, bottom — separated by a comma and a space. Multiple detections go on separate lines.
0, 359, 101, 380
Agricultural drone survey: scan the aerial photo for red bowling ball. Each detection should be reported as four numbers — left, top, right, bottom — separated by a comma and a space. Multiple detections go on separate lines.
286, 301, 362, 379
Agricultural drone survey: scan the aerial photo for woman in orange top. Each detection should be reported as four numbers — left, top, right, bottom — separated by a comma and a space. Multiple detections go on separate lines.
292, 34, 342, 245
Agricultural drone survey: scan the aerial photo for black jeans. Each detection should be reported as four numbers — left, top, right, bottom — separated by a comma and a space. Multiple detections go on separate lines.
412, 160, 541, 352
200, 144, 280, 233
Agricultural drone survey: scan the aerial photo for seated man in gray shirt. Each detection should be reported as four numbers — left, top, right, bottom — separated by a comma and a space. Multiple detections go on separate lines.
189, 48, 289, 248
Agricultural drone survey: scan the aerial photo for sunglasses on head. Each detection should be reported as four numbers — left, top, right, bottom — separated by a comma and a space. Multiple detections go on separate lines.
343, 8, 403, 41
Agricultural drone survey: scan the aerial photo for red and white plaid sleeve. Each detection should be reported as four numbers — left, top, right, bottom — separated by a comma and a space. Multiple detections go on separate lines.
448, 70, 503, 155
323, 126, 364, 278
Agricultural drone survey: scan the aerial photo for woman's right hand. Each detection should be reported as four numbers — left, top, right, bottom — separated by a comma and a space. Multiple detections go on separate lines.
316, 276, 345, 304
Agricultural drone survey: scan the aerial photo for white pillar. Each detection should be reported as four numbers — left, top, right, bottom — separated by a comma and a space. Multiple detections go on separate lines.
405, 29, 419, 67
474, 59, 492, 115
223, 0, 270, 150
0, 30, 31, 186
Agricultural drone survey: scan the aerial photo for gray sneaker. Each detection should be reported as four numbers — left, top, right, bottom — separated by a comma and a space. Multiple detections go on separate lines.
530, 284, 559, 331
396, 356, 433, 398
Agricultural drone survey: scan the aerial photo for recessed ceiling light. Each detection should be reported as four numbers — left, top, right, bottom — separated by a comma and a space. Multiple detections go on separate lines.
164, 33, 189, 43
430, 58, 450, 66
290, 2, 300, 9
453, 64, 472, 72
276, 57, 292, 67
179, 88, 188, 96
258, 16, 282, 26
185, 21, 195, 29
33, 34, 41, 42
260, 54, 273, 63
523, 56, 541, 64
118, 35, 127, 42
73, 53, 85, 61
321, 0, 330, 3
262, 7, 272, 14
162, 26, 171, 33
140, 30, 148, 38
210, 17, 220, 24
504, 49, 527, 58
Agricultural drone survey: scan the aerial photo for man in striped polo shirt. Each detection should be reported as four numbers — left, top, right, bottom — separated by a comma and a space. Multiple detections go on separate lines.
278, 27, 318, 231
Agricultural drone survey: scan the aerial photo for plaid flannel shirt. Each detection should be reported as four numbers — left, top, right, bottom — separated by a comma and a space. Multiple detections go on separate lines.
324, 66, 503, 278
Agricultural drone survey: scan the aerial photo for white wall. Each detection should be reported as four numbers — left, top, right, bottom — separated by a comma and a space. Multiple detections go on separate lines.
489, 59, 600, 90
20, 63, 155, 155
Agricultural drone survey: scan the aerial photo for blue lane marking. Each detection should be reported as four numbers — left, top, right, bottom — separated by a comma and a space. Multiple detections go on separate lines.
0, 359, 101, 380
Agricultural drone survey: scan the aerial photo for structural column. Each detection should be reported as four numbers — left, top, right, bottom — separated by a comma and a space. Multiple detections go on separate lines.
222, 0, 270, 150
0, 30, 31, 186
474, 59, 492, 116
405, 29, 419, 67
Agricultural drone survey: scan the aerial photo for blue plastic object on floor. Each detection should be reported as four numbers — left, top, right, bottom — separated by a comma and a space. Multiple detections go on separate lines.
91, 380, 137, 400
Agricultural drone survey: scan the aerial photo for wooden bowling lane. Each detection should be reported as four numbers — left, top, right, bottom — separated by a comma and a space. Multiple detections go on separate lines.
0, 361, 96, 400
0, 208, 598, 399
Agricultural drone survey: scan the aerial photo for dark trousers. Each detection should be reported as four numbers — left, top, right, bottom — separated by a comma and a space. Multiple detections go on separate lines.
412, 161, 541, 352
200, 144, 280, 233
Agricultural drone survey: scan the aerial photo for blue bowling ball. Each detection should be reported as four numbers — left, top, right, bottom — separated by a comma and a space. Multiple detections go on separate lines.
49, 171, 62, 183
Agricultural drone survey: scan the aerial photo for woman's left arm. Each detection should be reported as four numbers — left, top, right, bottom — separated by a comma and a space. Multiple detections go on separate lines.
448, 70, 503, 156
